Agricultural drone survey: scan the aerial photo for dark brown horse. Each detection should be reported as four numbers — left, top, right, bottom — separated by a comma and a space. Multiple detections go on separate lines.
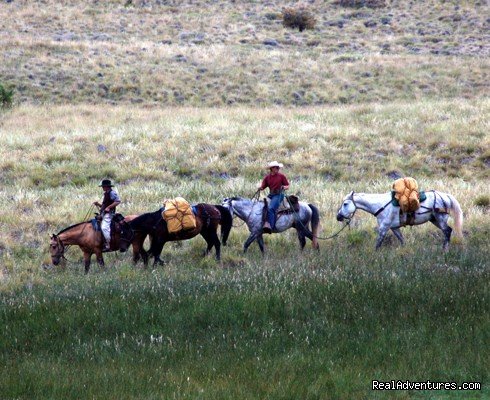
118, 204, 232, 266
49, 214, 143, 274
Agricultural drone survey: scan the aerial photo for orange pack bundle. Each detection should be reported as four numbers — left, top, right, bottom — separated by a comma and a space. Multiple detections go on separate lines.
392, 177, 420, 213
162, 197, 197, 234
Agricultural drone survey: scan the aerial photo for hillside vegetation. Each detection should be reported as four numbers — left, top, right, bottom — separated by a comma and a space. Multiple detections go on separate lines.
0, 1, 489, 399
1, 0, 488, 106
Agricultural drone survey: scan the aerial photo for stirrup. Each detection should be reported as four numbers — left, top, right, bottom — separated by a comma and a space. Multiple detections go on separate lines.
263, 222, 272, 234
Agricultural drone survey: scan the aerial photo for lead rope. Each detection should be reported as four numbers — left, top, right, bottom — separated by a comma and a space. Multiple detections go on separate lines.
285, 194, 354, 241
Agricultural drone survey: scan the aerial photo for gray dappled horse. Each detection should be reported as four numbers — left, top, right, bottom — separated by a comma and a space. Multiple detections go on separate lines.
222, 197, 320, 253
336, 190, 463, 250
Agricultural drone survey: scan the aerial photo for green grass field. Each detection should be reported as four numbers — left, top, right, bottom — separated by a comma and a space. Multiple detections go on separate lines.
1, 103, 489, 399
1, 0, 489, 398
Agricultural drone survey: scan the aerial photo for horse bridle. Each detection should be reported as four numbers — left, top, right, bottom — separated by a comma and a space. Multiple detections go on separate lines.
225, 198, 246, 228
52, 235, 65, 258
51, 235, 75, 263
118, 221, 135, 245
338, 191, 358, 221
226, 196, 262, 228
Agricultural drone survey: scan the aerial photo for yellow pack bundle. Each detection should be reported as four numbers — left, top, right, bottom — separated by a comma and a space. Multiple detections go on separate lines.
162, 197, 197, 234
392, 177, 420, 213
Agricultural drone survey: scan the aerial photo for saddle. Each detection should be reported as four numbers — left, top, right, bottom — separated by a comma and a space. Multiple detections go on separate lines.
391, 178, 428, 226
261, 195, 300, 229
277, 195, 300, 214
91, 213, 125, 250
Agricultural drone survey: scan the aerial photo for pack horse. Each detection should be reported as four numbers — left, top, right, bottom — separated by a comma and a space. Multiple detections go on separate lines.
336, 190, 463, 250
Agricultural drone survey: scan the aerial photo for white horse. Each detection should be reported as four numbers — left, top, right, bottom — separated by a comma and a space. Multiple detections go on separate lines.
336, 190, 463, 250
222, 197, 320, 253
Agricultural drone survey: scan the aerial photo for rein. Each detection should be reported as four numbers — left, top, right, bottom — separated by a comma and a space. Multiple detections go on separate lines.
119, 222, 136, 245
230, 190, 260, 228
79, 204, 96, 235
285, 193, 353, 241
52, 236, 78, 264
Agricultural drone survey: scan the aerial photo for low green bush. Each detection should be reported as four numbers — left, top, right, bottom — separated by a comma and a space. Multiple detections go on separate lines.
0, 83, 13, 108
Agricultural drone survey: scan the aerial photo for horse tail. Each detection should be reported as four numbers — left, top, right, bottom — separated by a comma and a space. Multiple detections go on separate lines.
308, 204, 320, 249
447, 194, 464, 239
215, 205, 233, 246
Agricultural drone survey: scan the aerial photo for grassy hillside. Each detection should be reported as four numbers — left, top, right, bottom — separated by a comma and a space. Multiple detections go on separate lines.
1, 0, 489, 106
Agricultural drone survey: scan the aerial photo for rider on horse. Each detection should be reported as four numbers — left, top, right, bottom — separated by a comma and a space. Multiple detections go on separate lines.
93, 179, 121, 251
258, 161, 290, 234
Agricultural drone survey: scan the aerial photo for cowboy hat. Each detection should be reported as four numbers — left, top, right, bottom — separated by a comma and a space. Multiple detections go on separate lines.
99, 179, 114, 187
266, 161, 284, 169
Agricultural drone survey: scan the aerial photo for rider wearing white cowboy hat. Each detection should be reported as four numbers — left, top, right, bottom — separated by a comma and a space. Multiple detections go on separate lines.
93, 179, 121, 251
258, 161, 290, 233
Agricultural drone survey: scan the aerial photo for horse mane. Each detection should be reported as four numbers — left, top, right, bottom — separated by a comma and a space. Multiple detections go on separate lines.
56, 221, 90, 235
128, 209, 163, 231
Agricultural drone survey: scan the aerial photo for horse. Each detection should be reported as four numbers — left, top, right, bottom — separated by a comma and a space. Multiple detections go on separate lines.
221, 197, 320, 253
118, 204, 233, 266
49, 214, 143, 274
336, 190, 464, 250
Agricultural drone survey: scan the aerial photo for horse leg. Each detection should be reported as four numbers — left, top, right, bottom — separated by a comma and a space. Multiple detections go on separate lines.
134, 247, 150, 266
211, 230, 221, 261
151, 241, 165, 267
375, 225, 390, 250
200, 232, 214, 256
302, 225, 319, 251
430, 214, 452, 250
83, 252, 92, 274
95, 249, 105, 269
296, 228, 307, 250
243, 232, 258, 253
154, 255, 164, 266
257, 234, 265, 254
391, 228, 405, 246
201, 229, 221, 260
131, 242, 141, 264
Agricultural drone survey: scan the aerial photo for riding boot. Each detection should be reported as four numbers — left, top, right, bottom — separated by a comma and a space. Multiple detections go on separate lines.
263, 221, 272, 234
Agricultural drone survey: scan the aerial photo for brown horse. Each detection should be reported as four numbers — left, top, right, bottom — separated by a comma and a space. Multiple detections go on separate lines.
118, 204, 233, 266
49, 214, 143, 274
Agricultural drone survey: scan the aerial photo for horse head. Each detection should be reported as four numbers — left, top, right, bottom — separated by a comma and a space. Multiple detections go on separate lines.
116, 221, 134, 252
337, 191, 356, 221
221, 197, 235, 216
49, 234, 64, 265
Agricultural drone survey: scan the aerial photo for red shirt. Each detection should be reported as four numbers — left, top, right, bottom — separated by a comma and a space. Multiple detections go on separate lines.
260, 172, 289, 194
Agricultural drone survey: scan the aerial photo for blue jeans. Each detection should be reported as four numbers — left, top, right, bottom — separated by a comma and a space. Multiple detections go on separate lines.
267, 193, 284, 229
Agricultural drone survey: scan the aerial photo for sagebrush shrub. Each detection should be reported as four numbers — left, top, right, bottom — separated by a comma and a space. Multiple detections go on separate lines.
474, 195, 490, 209
336, 0, 386, 8
282, 7, 316, 32
0, 83, 13, 108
